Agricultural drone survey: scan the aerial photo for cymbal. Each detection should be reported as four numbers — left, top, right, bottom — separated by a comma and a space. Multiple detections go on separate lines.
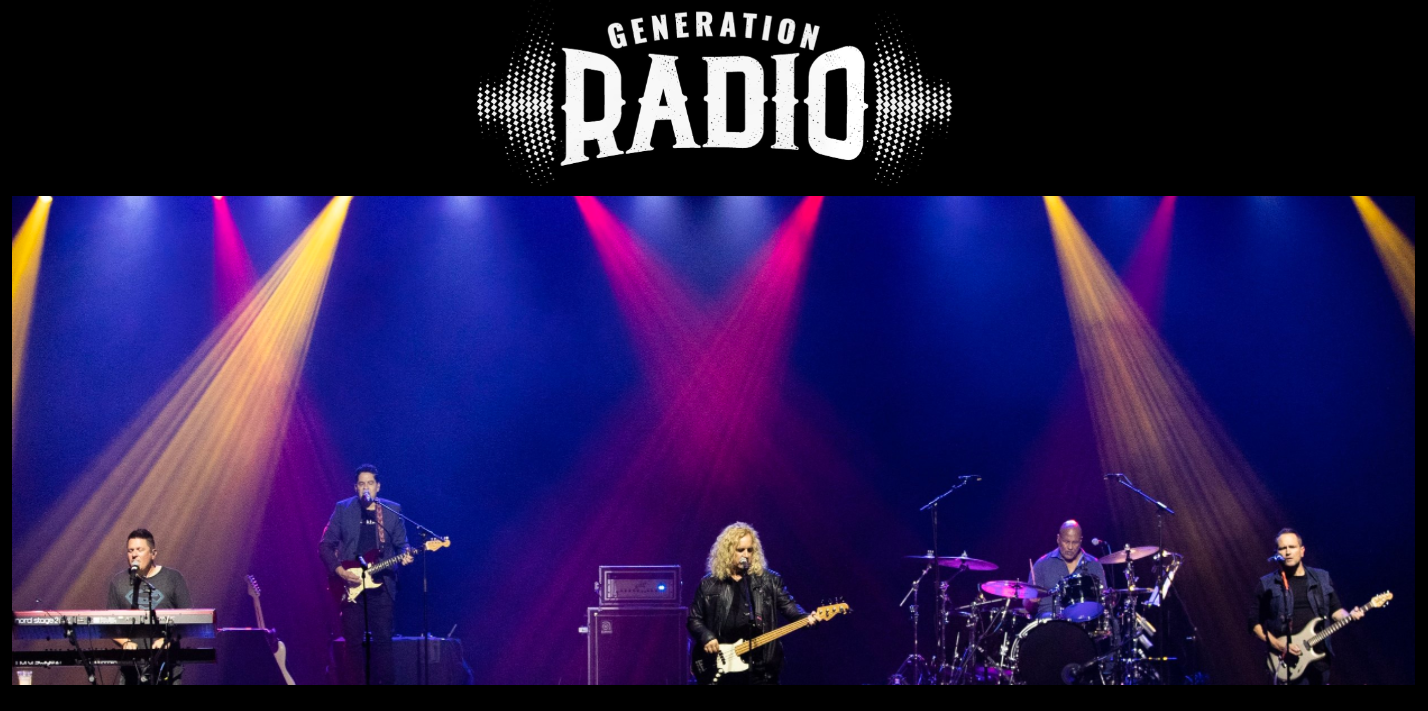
981, 580, 1047, 600
1108, 587, 1157, 595
904, 553, 998, 571
1099, 546, 1159, 565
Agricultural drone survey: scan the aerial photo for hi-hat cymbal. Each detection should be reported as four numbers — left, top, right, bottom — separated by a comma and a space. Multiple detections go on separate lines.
1099, 546, 1159, 565
904, 553, 998, 571
980, 580, 1047, 600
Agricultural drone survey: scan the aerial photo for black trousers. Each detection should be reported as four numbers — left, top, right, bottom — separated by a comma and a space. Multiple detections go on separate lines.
1288, 660, 1332, 685
340, 591, 395, 685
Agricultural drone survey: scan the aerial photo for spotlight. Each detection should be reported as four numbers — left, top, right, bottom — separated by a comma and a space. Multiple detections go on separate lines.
39, 196, 52, 202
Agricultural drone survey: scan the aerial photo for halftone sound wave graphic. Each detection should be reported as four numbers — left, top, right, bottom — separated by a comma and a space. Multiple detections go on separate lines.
872, 14, 954, 185
475, 6, 558, 185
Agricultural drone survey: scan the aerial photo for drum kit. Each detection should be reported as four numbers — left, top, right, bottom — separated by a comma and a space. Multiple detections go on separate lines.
889, 544, 1185, 685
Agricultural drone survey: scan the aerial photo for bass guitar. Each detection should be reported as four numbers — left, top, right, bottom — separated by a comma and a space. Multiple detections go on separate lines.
1266, 590, 1391, 682
336, 538, 451, 604
692, 601, 849, 684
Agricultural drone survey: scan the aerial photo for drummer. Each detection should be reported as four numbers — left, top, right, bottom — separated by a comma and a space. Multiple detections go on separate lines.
1028, 520, 1108, 618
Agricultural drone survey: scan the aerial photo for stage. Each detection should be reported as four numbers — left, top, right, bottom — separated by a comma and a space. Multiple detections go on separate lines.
11, 196, 1414, 684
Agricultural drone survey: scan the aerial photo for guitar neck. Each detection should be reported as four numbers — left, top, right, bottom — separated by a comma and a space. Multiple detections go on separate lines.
367, 548, 417, 575
1306, 614, 1355, 647
735, 616, 813, 656
251, 597, 266, 630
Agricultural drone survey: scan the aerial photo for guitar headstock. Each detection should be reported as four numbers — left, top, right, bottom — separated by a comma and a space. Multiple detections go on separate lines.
425, 537, 451, 552
814, 598, 850, 621
1368, 591, 1393, 609
246, 574, 261, 599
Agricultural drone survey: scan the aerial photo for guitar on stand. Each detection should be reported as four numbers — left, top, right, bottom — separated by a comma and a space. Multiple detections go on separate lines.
335, 538, 451, 604
692, 602, 850, 684
1266, 591, 1392, 683
245, 575, 296, 685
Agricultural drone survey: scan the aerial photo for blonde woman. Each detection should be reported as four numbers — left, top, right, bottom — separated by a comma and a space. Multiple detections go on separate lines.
688, 522, 816, 684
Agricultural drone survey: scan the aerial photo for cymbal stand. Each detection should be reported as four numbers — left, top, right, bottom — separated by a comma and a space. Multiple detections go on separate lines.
889, 561, 934, 685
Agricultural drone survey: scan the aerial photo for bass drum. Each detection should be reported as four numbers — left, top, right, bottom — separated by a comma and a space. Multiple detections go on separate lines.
1010, 619, 1098, 685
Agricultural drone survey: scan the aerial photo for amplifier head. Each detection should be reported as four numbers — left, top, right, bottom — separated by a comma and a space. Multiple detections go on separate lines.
597, 565, 682, 606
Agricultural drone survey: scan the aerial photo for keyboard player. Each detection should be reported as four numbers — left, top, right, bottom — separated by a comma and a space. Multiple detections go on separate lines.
106, 528, 192, 684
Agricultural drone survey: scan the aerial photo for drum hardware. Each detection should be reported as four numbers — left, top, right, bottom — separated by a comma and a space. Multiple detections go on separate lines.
889, 477, 984, 685
889, 555, 935, 685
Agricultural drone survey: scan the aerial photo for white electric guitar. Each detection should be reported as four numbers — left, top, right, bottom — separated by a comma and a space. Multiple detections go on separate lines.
1266, 590, 1391, 682
692, 601, 850, 684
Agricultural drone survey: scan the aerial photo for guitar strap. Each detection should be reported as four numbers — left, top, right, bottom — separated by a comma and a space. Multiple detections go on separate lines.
742, 576, 759, 631
375, 502, 387, 546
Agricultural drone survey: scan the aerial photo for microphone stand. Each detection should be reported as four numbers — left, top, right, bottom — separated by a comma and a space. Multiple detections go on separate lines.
1274, 568, 1292, 685
359, 553, 372, 685
375, 499, 449, 686
1108, 473, 1174, 674
919, 476, 978, 684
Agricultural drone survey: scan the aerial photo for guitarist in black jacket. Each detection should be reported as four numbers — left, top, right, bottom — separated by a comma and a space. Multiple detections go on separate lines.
688, 522, 816, 684
1249, 528, 1363, 685
318, 464, 412, 684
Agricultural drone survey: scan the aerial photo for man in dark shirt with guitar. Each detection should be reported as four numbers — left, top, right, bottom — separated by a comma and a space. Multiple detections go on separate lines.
688, 522, 818, 685
1250, 528, 1364, 685
318, 464, 412, 684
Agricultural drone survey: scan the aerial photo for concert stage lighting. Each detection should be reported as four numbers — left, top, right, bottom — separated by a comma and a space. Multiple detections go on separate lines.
14, 197, 353, 610
1046, 196, 1285, 683
12, 196, 53, 434
1352, 196, 1415, 335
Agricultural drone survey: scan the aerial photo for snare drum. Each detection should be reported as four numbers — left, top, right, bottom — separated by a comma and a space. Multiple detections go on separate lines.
1052, 573, 1104, 622
1009, 619, 1098, 685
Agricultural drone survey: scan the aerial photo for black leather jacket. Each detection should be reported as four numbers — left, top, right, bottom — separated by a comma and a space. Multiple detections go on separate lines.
688, 570, 808, 675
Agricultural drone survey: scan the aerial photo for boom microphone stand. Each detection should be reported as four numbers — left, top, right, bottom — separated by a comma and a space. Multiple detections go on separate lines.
1106, 472, 1174, 673
919, 475, 980, 684
375, 500, 449, 685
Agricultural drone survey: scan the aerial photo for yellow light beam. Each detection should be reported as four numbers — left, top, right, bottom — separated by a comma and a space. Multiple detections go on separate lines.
13, 196, 53, 436
1046, 196, 1285, 683
14, 197, 352, 610
1351, 196, 1414, 335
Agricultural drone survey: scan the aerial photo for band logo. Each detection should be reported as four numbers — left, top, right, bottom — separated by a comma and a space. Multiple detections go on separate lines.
473, 7, 953, 186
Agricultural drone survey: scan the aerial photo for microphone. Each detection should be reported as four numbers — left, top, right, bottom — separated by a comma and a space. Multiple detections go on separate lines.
958, 475, 983, 482
361, 491, 373, 505
740, 556, 750, 571
128, 563, 140, 579
1103, 472, 1125, 480
1267, 554, 1285, 564
1090, 538, 1109, 547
